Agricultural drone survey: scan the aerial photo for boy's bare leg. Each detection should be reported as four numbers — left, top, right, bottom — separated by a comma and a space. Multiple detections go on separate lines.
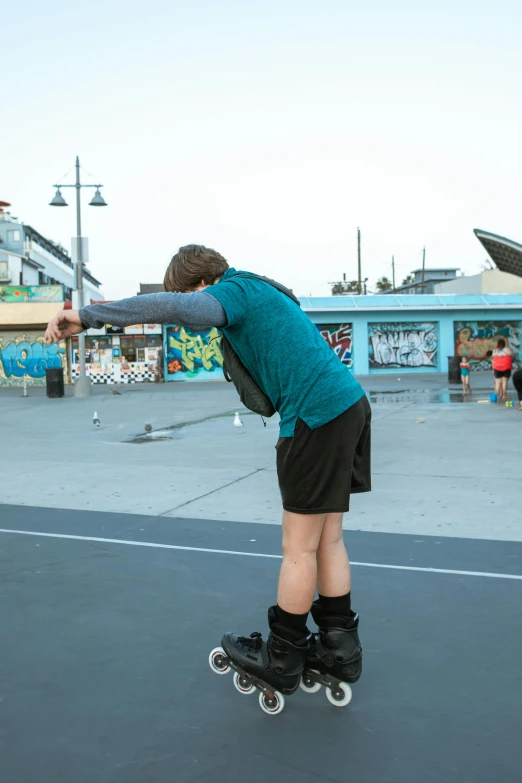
277, 511, 326, 614
311, 511, 362, 685
317, 512, 351, 597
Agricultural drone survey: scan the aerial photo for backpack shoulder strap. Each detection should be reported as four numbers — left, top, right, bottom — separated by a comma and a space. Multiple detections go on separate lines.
229, 272, 301, 307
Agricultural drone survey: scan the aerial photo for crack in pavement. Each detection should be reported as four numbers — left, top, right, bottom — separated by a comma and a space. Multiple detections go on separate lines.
158, 468, 265, 516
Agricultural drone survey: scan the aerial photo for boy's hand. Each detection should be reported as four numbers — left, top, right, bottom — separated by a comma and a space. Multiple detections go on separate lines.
45, 310, 85, 343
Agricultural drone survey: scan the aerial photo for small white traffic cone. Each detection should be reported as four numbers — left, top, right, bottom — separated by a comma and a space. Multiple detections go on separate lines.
233, 412, 244, 429
93, 411, 101, 428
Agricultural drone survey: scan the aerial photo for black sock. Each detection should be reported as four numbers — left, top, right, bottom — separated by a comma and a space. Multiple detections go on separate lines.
275, 605, 309, 636
318, 592, 352, 617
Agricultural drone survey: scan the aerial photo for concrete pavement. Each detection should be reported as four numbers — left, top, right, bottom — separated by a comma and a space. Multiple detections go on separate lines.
1, 372, 521, 783
1, 506, 521, 783
1, 375, 520, 540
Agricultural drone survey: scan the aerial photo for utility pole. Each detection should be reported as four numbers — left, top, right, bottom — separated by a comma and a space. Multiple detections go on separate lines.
74, 158, 89, 396
50, 157, 107, 397
392, 255, 396, 292
357, 227, 362, 295
421, 246, 426, 293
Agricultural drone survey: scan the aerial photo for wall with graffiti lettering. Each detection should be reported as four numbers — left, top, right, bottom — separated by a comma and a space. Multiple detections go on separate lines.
368, 322, 439, 370
454, 321, 521, 370
317, 323, 353, 367
164, 325, 224, 381
0, 331, 67, 386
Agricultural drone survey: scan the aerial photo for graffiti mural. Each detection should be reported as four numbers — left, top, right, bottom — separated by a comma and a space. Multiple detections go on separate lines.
164, 325, 224, 381
0, 285, 64, 303
454, 321, 521, 370
369, 322, 438, 369
317, 323, 353, 367
0, 331, 67, 386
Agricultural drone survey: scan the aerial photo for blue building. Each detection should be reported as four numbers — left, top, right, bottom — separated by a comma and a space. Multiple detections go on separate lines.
300, 293, 522, 375
162, 293, 522, 381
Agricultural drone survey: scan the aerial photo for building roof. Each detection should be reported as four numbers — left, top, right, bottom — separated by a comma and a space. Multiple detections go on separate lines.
410, 268, 459, 274
299, 293, 522, 311
24, 224, 102, 288
474, 229, 522, 279
25, 225, 72, 267
139, 283, 164, 295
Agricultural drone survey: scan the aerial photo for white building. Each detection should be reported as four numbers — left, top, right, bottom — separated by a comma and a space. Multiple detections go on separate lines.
435, 268, 522, 295
0, 211, 102, 302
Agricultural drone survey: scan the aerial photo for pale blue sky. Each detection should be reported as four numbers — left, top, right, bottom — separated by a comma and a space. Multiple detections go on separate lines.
2, 0, 522, 298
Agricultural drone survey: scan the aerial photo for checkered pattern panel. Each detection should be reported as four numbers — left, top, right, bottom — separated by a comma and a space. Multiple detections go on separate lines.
70, 364, 156, 385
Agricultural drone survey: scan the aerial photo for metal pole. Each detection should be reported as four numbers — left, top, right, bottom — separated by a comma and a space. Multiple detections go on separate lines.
357, 227, 362, 295
74, 156, 91, 397
421, 246, 426, 294
392, 255, 395, 291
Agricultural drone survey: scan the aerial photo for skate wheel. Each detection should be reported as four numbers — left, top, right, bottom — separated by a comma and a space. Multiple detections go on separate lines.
209, 647, 230, 675
299, 671, 322, 694
233, 671, 256, 695
326, 682, 352, 708
259, 690, 285, 715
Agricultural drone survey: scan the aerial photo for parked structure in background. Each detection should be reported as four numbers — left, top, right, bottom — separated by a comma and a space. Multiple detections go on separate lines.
0, 206, 102, 304
384, 267, 459, 295
138, 283, 164, 295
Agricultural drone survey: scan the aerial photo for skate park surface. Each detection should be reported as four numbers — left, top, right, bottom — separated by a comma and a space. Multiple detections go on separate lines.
1, 374, 520, 782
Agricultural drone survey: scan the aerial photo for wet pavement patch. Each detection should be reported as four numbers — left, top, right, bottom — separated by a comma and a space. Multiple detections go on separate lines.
126, 410, 257, 443
368, 389, 474, 404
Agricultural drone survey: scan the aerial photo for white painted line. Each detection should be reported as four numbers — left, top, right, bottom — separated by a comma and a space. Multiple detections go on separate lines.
1, 528, 521, 581
0, 529, 281, 560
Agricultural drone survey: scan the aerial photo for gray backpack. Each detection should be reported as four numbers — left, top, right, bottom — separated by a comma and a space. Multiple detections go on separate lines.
220, 273, 301, 420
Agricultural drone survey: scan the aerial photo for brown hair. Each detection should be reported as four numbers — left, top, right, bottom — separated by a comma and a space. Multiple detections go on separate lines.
163, 244, 229, 292
496, 338, 506, 350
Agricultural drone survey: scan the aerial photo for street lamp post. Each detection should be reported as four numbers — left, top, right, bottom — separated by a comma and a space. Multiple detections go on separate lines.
50, 156, 107, 398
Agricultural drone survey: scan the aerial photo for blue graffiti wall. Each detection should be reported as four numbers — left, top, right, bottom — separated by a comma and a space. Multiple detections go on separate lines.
0, 331, 67, 386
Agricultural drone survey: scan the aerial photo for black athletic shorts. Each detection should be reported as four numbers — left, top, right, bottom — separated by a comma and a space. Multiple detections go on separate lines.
493, 369, 511, 379
276, 396, 371, 514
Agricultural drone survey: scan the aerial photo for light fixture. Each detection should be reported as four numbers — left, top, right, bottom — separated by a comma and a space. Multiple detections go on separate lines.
89, 188, 107, 207
49, 188, 68, 207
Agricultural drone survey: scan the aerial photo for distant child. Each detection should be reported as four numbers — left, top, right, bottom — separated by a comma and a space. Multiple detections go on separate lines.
460, 357, 472, 394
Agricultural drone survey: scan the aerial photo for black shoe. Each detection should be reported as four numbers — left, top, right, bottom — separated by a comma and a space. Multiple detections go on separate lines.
307, 599, 363, 684
220, 606, 309, 695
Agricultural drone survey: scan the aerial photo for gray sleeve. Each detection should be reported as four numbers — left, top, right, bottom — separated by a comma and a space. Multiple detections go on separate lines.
79, 291, 227, 330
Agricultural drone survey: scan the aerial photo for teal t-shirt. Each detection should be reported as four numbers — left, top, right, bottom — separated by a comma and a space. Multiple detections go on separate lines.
209, 269, 365, 436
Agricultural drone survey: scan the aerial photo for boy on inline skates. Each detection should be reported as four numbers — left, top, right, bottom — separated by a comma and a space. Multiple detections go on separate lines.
45, 244, 371, 713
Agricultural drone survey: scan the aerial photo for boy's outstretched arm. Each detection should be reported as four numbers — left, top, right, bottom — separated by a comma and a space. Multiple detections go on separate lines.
45, 291, 227, 343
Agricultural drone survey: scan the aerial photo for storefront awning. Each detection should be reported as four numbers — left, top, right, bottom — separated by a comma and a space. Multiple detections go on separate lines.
0, 302, 64, 327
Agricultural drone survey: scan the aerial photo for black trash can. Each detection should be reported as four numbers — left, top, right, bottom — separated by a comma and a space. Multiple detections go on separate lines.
46, 367, 65, 398
448, 355, 461, 385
